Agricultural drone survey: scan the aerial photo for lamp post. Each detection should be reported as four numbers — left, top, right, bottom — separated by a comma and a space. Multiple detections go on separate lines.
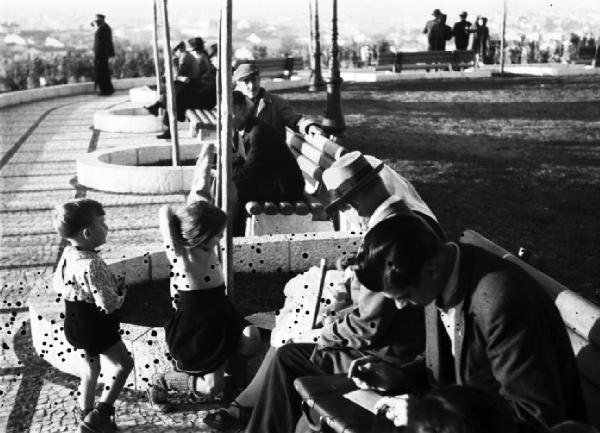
151, 0, 161, 98
322, 0, 345, 135
500, 0, 507, 75
308, 0, 326, 92
219, 0, 234, 299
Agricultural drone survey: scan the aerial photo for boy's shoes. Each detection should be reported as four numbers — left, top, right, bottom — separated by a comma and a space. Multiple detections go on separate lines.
80, 402, 115, 433
156, 130, 171, 140
203, 400, 252, 431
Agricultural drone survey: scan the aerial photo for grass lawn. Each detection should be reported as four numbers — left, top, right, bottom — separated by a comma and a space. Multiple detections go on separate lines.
283, 75, 600, 304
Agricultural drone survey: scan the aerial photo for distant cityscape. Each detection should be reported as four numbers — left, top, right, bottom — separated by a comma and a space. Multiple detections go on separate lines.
1, 4, 599, 92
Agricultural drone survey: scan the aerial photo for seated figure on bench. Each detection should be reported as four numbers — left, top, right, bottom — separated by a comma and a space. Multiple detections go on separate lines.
148, 144, 260, 412
348, 214, 587, 432
234, 62, 326, 139
145, 37, 216, 140
230, 90, 306, 236
203, 152, 443, 432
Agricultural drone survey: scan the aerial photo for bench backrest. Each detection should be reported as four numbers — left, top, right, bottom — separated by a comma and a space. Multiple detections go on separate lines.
375, 51, 398, 71
286, 127, 347, 198
237, 57, 300, 79
460, 230, 600, 429
398, 51, 453, 64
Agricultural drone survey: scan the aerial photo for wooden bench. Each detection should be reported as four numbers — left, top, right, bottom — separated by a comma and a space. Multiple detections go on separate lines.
461, 230, 600, 429
186, 107, 217, 140
575, 46, 599, 65
375, 51, 398, 72
237, 56, 303, 80
243, 127, 347, 236
378, 50, 477, 73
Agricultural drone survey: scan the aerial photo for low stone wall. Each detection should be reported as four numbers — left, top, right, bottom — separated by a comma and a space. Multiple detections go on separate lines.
28, 230, 362, 391
0, 77, 155, 109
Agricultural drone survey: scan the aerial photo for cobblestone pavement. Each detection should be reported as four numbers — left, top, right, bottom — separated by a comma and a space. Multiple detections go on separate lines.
0, 93, 226, 432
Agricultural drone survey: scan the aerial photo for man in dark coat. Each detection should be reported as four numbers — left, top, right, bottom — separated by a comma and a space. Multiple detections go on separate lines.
453, 11, 472, 50
349, 214, 587, 432
234, 62, 324, 139
230, 91, 305, 235
423, 9, 442, 51
93, 14, 115, 96
429, 14, 453, 52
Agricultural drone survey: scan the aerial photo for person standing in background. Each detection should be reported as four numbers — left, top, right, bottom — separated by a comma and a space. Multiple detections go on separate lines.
92, 14, 115, 96
423, 9, 442, 51
453, 12, 472, 50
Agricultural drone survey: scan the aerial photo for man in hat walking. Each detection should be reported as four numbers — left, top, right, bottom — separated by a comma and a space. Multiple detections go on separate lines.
453, 12, 473, 51
205, 151, 443, 433
233, 62, 325, 139
93, 14, 115, 96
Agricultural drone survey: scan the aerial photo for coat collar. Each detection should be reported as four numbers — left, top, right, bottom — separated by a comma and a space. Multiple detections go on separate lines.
425, 243, 475, 386
254, 87, 270, 117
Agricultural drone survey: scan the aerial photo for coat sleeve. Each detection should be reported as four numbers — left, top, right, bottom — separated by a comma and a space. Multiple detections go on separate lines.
271, 94, 318, 134
475, 272, 573, 431
318, 284, 404, 349
231, 128, 266, 187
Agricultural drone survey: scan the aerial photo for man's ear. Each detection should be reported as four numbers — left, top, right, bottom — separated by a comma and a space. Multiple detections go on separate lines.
82, 227, 92, 239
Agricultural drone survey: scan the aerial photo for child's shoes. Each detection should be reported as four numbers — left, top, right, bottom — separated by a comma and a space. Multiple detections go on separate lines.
79, 402, 115, 433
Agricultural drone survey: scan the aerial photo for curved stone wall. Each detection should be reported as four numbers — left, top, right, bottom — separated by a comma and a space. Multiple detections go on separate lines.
93, 107, 162, 133
77, 143, 206, 194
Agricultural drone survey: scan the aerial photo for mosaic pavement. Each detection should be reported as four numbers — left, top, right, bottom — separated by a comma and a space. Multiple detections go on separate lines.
0, 92, 224, 432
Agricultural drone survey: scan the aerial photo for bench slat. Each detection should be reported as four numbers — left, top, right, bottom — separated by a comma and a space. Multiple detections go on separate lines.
303, 133, 347, 162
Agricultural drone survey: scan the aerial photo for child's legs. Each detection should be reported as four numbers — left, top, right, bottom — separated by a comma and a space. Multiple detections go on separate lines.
98, 340, 134, 406
194, 364, 225, 396
79, 353, 101, 411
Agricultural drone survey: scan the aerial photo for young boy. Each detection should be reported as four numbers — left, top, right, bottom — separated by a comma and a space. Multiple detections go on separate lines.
53, 198, 133, 433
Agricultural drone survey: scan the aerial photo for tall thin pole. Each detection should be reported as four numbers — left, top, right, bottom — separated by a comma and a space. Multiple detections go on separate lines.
500, 0, 507, 74
309, 0, 326, 92
322, 0, 345, 134
151, 0, 161, 97
219, 0, 234, 299
158, 0, 179, 165
308, 0, 314, 69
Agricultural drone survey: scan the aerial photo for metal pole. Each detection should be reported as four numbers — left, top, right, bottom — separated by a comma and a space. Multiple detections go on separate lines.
500, 0, 507, 74
158, 0, 179, 165
215, 11, 223, 210
151, 0, 161, 97
309, 0, 326, 92
308, 0, 314, 70
322, 0, 345, 134
219, 0, 234, 299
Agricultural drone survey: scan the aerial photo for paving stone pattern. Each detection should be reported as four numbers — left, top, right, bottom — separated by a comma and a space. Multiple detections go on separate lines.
0, 93, 225, 432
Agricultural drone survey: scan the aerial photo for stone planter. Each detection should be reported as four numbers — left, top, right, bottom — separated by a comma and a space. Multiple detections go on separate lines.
129, 85, 158, 105
93, 106, 163, 133
77, 143, 206, 194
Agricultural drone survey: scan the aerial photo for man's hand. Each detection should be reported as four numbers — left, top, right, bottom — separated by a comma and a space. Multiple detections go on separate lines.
348, 356, 406, 393
375, 395, 410, 427
307, 124, 326, 136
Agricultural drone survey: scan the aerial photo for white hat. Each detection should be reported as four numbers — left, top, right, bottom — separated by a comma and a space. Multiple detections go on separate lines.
322, 151, 384, 211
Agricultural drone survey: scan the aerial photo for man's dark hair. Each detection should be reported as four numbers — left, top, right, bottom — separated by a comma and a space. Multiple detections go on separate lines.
355, 214, 441, 293
406, 385, 517, 433
54, 198, 105, 239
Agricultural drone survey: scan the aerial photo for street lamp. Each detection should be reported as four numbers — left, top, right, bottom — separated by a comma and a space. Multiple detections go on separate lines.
308, 0, 326, 92
322, 0, 345, 135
